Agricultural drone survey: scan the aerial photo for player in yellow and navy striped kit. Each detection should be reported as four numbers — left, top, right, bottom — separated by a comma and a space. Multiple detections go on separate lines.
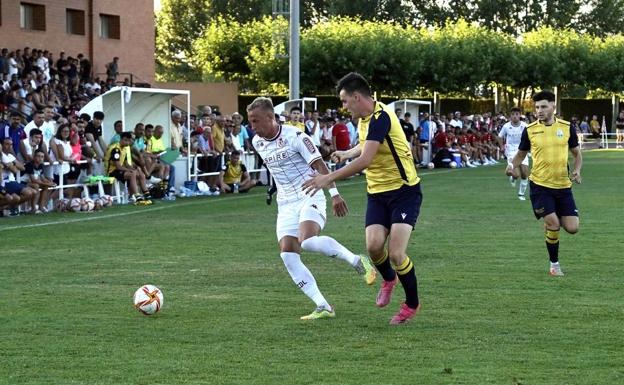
507, 90, 583, 277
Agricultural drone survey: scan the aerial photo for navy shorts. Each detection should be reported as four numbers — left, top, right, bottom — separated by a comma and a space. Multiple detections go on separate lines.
529, 181, 578, 219
4, 181, 25, 194
108, 170, 126, 181
366, 183, 423, 229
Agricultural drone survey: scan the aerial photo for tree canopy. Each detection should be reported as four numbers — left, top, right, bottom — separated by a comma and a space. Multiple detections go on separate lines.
155, 0, 624, 97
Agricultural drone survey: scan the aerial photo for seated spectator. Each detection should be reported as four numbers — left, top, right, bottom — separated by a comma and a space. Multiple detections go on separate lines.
109, 120, 123, 144
135, 123, 166, 184
147, 125, 175, 194
20, 149, 56, 213
69, 131, 93, 177
19, 128, 50, 164
49, 123, 80, 197
2, 137, 37, 214
219, 151, 257, 193
85, 111, 107, 159
104, 132, 150, 201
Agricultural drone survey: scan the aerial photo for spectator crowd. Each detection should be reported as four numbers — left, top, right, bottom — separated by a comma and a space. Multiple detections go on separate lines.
2, 47, 611, 219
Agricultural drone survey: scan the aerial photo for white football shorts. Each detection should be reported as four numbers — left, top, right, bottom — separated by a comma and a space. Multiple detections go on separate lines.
507, 150, 530, 166
276, 192, 326, 241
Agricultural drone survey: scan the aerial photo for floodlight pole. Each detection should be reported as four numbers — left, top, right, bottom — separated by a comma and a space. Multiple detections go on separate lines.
289, 0, 300, 100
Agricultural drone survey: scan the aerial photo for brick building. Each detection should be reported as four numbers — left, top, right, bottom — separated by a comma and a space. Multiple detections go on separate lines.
0, 0, 155, 85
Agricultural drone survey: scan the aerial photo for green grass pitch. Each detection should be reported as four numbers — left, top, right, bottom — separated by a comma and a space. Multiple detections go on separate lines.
1, 151, 622, 385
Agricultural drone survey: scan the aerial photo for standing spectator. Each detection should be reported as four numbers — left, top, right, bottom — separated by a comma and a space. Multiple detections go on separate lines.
231, 112, 250, 150
305, 110, 322, 148
289, 106, 305, 132
615, 110, 624, 148
105, 57, 119, 83
56, 51, 69, 82
589, 114, 601, 138
449, 111, 463, 129
0, 112, 26, 155
345, 115, 358, 148
170, 110, 186, 155
331, 116, 351, 169
77, 54, 91, 83
400, 112, 417, 163
197, 125, 220, 194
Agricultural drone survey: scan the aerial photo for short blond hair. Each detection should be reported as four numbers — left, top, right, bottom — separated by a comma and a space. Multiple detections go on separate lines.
246, 97, 274, 113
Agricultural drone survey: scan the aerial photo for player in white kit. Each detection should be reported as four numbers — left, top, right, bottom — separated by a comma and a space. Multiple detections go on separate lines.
499, 107, 529, 200
247, 97, 376, 320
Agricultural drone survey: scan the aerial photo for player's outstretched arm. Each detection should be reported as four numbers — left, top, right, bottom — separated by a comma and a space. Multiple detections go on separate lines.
308, 158, 349, 217
303, 140, 379, 196
331, 145, 361, 164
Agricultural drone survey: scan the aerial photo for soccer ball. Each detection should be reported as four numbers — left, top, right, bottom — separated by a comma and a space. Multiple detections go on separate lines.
82, 197, 95, 211
133, 284, 164, 315
101, 194, 113, 207
69, 198, 82, 212
427, 162, 435, 169
449, 161, 457, 168
55, 198, 70, 212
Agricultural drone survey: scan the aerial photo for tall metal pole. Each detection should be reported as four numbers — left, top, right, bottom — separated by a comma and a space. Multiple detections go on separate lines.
289, 0, 300, 100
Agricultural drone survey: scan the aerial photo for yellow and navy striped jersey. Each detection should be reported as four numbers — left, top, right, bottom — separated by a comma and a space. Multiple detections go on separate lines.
519, 118, 578, 189
104, 143, 132, 174
358, 101, 420, 194
222, 161, 247, 184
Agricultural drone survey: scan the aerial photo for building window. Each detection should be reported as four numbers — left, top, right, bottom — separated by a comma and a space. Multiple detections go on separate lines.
66, 9, 85, 35
20, 2, 46, 31
100, 14, 120, 39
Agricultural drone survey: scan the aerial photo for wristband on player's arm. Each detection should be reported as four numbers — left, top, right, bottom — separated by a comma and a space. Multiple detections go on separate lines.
328, 187, 339, 197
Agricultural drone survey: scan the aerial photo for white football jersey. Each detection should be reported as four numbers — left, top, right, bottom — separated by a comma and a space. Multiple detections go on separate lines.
253, 125, 322, 204
498, 121, 527, 155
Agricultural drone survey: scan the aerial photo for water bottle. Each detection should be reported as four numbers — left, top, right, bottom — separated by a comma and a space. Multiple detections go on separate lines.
233, 183, 239, 194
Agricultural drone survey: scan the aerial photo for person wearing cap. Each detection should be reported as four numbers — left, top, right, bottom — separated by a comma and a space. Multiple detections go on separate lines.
450, 111, 463, 129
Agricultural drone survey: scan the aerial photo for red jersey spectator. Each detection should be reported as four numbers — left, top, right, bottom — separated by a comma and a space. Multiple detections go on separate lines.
332, 118, 350, 151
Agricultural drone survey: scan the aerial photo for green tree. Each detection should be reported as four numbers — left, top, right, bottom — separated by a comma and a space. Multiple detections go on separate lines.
578, 0, 624, 37
155, 0, 210, 81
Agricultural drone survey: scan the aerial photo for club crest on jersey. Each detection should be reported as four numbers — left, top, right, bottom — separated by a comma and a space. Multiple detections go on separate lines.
302, 137, 316, 154
277, 137, 285, 147
556, 129, 564, 138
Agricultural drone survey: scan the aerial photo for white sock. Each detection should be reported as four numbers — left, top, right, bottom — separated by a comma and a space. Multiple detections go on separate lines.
519, 178, 528, 195
301, 236, 360, 268
550, 261, 560, 267
280, 252, 329, 308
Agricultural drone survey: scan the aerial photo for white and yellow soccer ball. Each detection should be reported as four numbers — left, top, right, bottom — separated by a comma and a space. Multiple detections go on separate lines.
449, 161, 457, 168
133, 284, 164, 315
427, 162, 435, 169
